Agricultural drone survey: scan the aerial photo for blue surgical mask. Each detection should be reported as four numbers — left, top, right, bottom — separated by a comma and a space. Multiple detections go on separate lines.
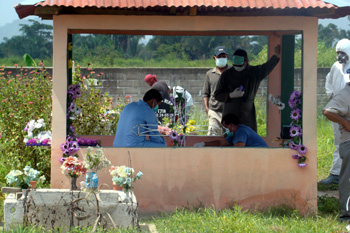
216, 58, 227, 68
225, 128, 234, 137
153, 105, 159, 112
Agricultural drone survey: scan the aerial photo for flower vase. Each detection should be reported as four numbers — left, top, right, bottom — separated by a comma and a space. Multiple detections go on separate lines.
29, 180, 37, 189
86, 170, 98, 190
70, 176, 79, 190
123, 189, 133, 203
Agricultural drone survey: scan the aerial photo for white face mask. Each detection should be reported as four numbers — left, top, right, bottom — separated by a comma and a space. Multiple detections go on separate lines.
233, 65, 246, 72
215, 58, 227, 68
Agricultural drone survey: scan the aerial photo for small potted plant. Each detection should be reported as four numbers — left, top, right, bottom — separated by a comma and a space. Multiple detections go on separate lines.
5, 165, 46, 190
109, 165, 143, 193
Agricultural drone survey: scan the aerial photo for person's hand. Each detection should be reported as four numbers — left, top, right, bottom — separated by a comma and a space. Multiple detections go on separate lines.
274, 45, 281, 58
229, 88, 245, 98
194, 142, 205, 147
342, 120, 350, 132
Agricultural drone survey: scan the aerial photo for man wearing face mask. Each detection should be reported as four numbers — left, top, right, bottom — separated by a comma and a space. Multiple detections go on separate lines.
214, 45, 281, 132
193, 114, 268, 147
202, 46, 229, 135
320, 38, 350, 185
113, 89, 166, 147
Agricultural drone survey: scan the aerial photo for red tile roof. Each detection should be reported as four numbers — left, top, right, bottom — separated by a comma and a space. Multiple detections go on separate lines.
15, 0, 350, 19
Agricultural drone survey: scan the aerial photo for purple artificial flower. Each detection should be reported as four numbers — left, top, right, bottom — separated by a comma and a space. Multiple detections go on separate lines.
298, 163, 307, 168
41, 139, 51, 145
169, 131, 179, 141
70, 125, 75, 135
292, 154, 301, 160
66, 136, 74, 143
60, 142, 69, 152
74, 86, 82, 98
289, 90, 301, 101
288, 99, 297, 109
289, 126, 301, 137
298, 145, 308, 154
290, 109, 302, 120
27, 138, 38, 144
289, 142, 298, 150
68, 147, 78, 156
71, 141, 79, 150
59, 157, 66, 164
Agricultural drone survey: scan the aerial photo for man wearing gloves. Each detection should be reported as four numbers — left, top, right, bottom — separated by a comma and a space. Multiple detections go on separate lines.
202, 46, 229, 136
214, 45, 280, 132
113, 89, 166, 147
320, 38, 350, 185
194, 114, 268, 147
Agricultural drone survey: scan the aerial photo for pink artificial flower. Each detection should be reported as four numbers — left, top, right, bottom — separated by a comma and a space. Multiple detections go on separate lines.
28, 102, 33, 104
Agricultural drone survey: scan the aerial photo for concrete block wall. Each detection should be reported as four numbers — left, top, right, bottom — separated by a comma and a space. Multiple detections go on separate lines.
5, 67, 331, 108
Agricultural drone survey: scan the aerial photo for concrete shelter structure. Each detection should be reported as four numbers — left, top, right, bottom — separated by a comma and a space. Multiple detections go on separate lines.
15, 0, 350, 215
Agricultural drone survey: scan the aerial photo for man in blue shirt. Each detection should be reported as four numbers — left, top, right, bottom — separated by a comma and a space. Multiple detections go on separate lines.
194, 114, 268, 147
113, 89, 166, 147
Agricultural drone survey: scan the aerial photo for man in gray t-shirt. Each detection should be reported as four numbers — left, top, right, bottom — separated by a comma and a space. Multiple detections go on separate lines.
202, 46, 229, 135
323, 83, 350, 221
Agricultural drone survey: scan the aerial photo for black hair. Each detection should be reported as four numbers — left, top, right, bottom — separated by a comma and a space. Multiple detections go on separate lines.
143, 89, 163, 102
221, 114, 241, 125
233, 49, 248, 60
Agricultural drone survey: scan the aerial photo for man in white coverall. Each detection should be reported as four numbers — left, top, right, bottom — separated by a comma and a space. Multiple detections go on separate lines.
320, 38, 350, 185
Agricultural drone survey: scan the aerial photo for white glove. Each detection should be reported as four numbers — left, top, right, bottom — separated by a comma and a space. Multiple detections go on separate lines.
194, 142, 205, 147
229, 88, 245, 98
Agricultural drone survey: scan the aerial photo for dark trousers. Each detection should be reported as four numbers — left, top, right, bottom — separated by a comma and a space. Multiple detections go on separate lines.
339, 141, 350, 219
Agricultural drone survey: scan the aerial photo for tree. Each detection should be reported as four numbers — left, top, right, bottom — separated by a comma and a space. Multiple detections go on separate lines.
0, 20, 52, 59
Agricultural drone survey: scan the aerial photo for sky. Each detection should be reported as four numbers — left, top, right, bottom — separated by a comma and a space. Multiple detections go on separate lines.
0, 0, 349, 30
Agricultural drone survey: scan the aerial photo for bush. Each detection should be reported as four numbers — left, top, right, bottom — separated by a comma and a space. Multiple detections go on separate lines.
0, 65, 52, 184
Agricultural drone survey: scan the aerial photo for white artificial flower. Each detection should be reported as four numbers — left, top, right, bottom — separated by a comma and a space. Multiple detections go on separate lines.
27, 120, 36, 132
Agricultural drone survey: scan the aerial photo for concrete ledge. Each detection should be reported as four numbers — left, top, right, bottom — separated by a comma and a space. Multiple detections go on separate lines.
4, 189, 138, 231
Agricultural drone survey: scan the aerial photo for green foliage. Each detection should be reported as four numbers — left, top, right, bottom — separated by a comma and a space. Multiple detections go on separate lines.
23, 53, 37, 67
0, 65, 52, 185
0, 20, 52, 59
317, 111, 334, 180
317, 42, 337, 68
71, 66, 121, 136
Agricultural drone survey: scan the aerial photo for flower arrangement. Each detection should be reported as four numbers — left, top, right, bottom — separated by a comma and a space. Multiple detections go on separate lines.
5, 165, 46, 189
109, 165, 143, 192
288, 90, 307, 167
59, 136, 79, 163
23, 119, 51, 146
83, 146, 111, 171
60, 156, 87, 178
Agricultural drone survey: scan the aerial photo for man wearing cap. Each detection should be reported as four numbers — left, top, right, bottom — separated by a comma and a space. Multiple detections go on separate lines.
144, 74, 171, 122
202, 46, 229, 135
144, 74, 170, 101
214, 45, 281, 132
320, 38, 350, 185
